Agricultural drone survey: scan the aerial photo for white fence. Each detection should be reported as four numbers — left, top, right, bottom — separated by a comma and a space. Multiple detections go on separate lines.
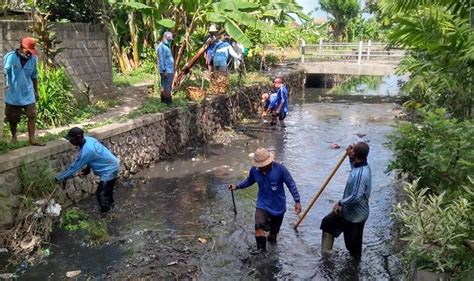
301, 40, 404, 64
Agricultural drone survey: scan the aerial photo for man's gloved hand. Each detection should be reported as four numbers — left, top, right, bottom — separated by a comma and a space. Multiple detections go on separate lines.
81, 166, 91, 176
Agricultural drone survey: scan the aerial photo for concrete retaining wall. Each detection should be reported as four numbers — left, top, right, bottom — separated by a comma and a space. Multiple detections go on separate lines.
0, 69, 305, 229
0, 20, 114, 138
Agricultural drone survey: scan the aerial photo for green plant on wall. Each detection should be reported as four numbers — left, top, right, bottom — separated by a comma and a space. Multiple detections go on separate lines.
19, 161, 56, 199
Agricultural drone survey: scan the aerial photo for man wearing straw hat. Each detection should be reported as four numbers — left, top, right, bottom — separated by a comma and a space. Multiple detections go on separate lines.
229, 148, 302, 255
320, 142, 371, 259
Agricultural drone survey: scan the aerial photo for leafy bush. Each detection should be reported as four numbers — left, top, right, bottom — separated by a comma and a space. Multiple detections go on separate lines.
396, 180, 473, 277
388, 108, 474, 196
36, 62, 76, 128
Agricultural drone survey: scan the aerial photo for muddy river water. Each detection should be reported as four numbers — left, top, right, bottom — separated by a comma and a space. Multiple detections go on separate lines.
19, 75, 404, 280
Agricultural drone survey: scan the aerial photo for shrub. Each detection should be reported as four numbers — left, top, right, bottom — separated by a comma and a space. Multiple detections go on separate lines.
36, 62, 76, 128
387, 108, 474, 196
396, 180, 473, 278
19, 161, 56, 199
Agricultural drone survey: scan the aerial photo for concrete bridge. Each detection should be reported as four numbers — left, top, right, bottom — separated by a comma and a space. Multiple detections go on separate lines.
301, 41, 404, 76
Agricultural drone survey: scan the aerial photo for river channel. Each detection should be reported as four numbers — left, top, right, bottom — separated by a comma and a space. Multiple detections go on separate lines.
19, 75, 404, 280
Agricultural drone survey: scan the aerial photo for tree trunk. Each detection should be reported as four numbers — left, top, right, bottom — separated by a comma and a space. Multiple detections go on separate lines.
129, 11, 140, 69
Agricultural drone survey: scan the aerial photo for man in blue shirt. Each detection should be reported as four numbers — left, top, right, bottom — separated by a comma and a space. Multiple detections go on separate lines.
271, 78, 289, 128
229, 148, 302, 254
157, 31, 174, 105
320, 142, 371, 259
56, 127, 120, 214
3, 37, 43, 146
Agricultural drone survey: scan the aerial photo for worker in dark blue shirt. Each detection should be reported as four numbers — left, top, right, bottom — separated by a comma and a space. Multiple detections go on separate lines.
320, 142, 371, 258
56, 127, 120, 214
229, 148, 302, 254
271, 78, 289, 127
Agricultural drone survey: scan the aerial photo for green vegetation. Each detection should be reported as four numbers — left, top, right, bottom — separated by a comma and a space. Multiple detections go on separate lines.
396, 180, 473, 278
113, 65, 156, 87
0, 132, 66, 154
60, 208, 110, 246
388, 109, 473, 196
19, 161, 57, 199
380, 0, 473, 119
377, 0, 474, 277
36, 62, 76, 128
126, 91, 189, 119
320, 0, 360, 41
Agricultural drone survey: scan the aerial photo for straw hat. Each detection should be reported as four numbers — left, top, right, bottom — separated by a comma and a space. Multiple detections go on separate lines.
253, 148, 274, 167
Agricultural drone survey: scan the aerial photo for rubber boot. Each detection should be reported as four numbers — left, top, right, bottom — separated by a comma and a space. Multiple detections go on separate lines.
321, 232, 334, 252
267, 232, 277, 243
251, 236, 266, 255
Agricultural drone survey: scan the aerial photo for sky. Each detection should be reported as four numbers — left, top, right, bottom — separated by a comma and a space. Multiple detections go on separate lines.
295, 0, 369, 20
296, 0, 326, 19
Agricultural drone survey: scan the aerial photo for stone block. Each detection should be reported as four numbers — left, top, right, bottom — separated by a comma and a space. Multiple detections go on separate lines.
72, 49, 83, 58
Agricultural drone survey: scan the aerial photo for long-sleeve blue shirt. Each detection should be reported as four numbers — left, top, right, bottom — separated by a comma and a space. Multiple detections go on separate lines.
57, 136, 120, 182
340, 161, 371, 223
3, 50, 38, 106
237, 162, 300, 216
157, 42, 174, 73
275, 85, 288, 113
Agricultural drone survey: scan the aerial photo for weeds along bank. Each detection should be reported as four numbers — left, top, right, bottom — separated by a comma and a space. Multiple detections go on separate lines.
0, 69, 305, 255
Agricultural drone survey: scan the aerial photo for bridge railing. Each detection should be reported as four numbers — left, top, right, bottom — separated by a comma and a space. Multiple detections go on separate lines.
301, 40, 404, 64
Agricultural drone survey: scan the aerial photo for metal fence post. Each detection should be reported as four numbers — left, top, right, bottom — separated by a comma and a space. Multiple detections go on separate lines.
367, 40, 371, 61
319, 39, 323, 57
301, 39, 305, 64
357, 41, 363, 65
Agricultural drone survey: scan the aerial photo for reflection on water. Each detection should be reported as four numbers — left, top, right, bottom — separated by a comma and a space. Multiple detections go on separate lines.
16, 77, 404, 280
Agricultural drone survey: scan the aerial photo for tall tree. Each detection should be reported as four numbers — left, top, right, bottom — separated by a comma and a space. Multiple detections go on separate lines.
319, 0, 360, 41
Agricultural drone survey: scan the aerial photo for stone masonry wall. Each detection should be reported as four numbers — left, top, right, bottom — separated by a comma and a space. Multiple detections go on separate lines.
0, 69, 305, 229
0, 20, 113, 138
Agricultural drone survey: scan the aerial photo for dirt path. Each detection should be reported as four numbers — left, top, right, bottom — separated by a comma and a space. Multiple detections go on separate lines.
16, 81, 154, 140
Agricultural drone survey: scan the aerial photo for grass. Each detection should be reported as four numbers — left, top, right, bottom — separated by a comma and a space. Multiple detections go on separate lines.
0, 132, 66, 153
0, 119, 112, 154
126, 90, 189, 119
19, 161, 56, 198
60, 207, 109, 246
229, 71, 271, 89
113, 65, 156, 87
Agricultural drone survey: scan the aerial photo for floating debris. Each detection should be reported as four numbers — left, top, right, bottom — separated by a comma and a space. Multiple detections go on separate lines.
66, 270, 81, 278
167, 261, 178, 266
330, 143, 341, 149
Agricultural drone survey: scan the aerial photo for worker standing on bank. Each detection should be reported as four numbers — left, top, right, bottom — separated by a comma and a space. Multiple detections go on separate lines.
3, 37, 44, 146
56, 127, 120, 215
320, 142, 371, 259
157, 31, 174, 104
212, 35, 242, 72
229, 148, 302, 255
204, 24, 218, 71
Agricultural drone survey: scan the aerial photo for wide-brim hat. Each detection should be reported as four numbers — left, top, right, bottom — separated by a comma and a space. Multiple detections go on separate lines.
253, 147, 274, 167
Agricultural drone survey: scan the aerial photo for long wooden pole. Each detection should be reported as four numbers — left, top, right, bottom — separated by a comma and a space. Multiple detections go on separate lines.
294, 151, 348, 230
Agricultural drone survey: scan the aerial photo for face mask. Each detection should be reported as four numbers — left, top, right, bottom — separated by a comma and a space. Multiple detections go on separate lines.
165, 40, 172, 47
18, 50, 31, 59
